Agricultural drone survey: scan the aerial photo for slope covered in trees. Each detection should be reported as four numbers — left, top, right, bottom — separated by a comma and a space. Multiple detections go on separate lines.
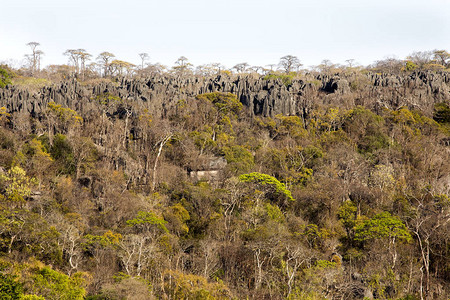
0, 65, 449, 299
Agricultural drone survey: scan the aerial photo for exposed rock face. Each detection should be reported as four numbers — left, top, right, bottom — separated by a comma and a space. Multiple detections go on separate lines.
1, 71, 449, 119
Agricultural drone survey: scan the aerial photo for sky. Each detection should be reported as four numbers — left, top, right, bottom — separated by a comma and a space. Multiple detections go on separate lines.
1, 0, 449, 70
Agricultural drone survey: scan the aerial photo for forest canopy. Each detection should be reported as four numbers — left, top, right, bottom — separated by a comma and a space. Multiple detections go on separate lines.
0, 53, 449, 299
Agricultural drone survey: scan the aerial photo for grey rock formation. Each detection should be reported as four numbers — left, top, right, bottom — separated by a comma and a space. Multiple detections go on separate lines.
1, 71, 449, 119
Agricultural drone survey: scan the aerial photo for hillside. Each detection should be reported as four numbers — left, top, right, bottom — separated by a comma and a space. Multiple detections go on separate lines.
0, 69, 449, 299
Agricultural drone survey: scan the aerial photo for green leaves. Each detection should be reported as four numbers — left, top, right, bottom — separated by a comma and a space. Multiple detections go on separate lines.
196, 92, 242, 118
239, 172, 294, 202
263, 73, 294, 86
0, 67, 12, 88
222, 145, 254, 174
126, 211, 169, 233
0, 273, 23, 300
47, 102, 83, 126
337, 200, 357, 236
434, 102, 450, 124
84, 230, 122, 248
0, 166, 37, 201
354, 212, 412, 243
163, 270, 233, 300
29, 266, 87, 300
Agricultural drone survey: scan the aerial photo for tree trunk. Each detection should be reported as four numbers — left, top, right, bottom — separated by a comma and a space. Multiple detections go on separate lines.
152, 134, 172, 192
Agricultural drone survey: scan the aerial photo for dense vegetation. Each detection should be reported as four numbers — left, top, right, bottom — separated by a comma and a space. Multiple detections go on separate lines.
0, 58, 449, 299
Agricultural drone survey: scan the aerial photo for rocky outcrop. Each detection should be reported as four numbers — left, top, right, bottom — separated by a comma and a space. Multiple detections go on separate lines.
1, 71, 449, 119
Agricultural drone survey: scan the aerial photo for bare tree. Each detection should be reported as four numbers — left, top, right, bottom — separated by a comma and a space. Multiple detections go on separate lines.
143, 63, 167, 75
279, 55, 301, 73
249, 66, 264, 74
64, 49, 80, 74
266, 64, 277, 71
152, 133, 173, 192
175, 56, 188, 67
26, 42, 41, 75
317, 59, 336, 74
35, 50, 44, 72
232, 62, 249, 73
345, 59, 356, 68
407, 51, 433, 69
372, 56, 403, 73
210, 62, 224, 74
138, 53, 149, 70
407, 194, 450, 300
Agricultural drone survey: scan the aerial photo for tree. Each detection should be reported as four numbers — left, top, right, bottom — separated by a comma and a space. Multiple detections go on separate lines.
337, 200, 357, 240
232, 62, 249, 73
175, 56, 188, 67
282, 243, 311, 296
266, 64, 277, 71
432, 49, 450, 67
407, 51, 433, 69
109, 60, 135, 77
0, 166, 37, 203
64, 49, 91, 79
34, 50, 44, 73
163, 270, 233, 299
26, 42, 42, 75
404, 60, 418, 71
173, 56, 193, 74
96, 51, 115, 77
45, 101, 83, 143
355, 212, 412, 269
0, 272, 23, 299
27, 266, 87, 299
239, 172, 295, 204
210, 62, 224, 74
77, 49, 91, 80
195, 63, 224, 76
345, 59, 356, 68
138, 52, 149, 70
151, 133, 173, 191
126, 211, 169, 235
317, 59, 336, 74
407, 193, 450, 299
0, 67, 12, 88
117, 234, 155, 277
64, 49, 80, 74
279, 55, 301, 73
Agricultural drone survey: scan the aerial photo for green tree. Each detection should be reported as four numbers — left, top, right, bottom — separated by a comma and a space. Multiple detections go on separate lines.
28, 266, 87, 300
239, 172, 294, 203
433, 103, 450, 124
0, 166, 37, 203
0, 272, 23, 300
337, 200, 357, 240
50, 134, 75, 175
222, 145, 254, 174
163, 270, 233, 299
404, 60, 418, 71
355, 212, 412, 269
0, 67, 12, 88
196, 92, 243, 121
355, 212, 411, 243
127, 211, 168, 235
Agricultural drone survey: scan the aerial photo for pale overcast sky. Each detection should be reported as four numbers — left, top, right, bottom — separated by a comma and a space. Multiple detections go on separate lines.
1, 0, 449, 69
